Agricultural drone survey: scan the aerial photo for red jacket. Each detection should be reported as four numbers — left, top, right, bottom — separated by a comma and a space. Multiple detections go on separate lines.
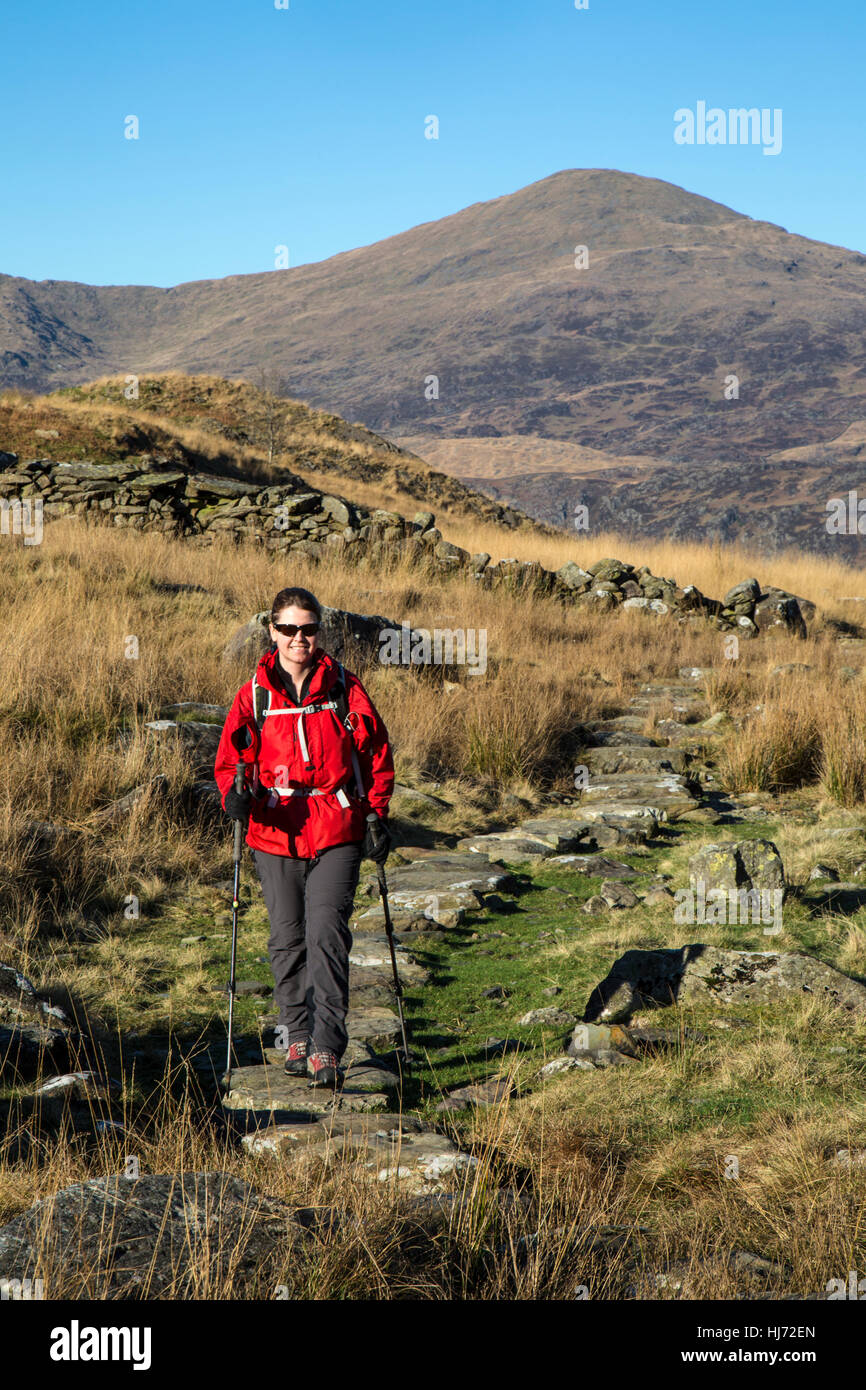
214, 646, 394, 858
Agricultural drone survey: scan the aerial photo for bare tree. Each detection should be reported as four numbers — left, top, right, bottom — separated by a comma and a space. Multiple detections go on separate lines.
252, 366, 290, 464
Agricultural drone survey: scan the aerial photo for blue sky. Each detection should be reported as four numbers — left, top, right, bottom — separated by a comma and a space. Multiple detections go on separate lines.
1, 0, 863, 286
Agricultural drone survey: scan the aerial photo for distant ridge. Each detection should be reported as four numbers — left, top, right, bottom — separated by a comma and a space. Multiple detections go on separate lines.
3, 169, 866, 551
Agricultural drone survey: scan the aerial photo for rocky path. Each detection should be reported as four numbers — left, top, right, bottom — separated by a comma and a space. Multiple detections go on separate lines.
7, 668, 866, 1292
4, 668, 770, 1196
218, 672, 734, 1186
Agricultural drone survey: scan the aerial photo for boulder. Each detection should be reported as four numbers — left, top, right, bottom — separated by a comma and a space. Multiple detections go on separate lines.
753, 594, 808, 640
144, 719, 221, 772
599, 880, 640, 909
90, 775, 168, 826
688, 839, 786, 898
762, 586, 816, 623
433, 539, 468, 566
221, 612, 272, 664
584, 945, 866, 1023
722, 579, 760, 610
222, 603, 405, 666
437, 1076, 513, 1111
320, 495, 355, 527
555, 562, 593, 591
539, 1056, 595, 1076
642, 886, 677, 906
0, 1173, 301, 1296
589, 558, 634, 584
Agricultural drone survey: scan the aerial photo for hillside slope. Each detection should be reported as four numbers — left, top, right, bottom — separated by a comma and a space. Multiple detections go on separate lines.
0, 374, 547, 535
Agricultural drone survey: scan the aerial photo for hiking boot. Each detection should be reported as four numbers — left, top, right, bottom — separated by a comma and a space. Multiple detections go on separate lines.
283, 1037, 309, 1076
307, 1049, 340, 1088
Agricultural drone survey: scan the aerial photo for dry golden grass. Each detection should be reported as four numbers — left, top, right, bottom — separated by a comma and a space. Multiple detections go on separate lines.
6, 1030, 863, 1301
1, 504, 865, 952
2, 456, 866, 1297
10, 371, 866, 631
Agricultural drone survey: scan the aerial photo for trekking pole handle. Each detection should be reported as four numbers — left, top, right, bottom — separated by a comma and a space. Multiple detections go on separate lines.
232, 760, 246, 862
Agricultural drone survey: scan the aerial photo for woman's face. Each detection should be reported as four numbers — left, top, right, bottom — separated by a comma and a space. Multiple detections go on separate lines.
269, 605, 320, 668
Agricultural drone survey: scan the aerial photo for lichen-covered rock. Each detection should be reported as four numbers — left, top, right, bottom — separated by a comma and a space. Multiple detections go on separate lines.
556, 562, 592, 590
687, 843, 740, 892
689, 839, 786, 897
723, 579, 760, 610
590, 557, 634, 584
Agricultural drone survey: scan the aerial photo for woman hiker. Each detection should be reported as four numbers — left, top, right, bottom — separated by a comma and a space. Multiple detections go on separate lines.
214, 587, 394, 1088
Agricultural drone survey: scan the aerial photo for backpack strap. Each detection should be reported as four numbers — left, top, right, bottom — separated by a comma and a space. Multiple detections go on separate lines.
251, 674, 271, 732
333, 661, 350, 726
334, 661, 366, 799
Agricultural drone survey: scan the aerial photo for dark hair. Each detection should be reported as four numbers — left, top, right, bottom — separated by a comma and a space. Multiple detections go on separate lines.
269, 587, 322, 627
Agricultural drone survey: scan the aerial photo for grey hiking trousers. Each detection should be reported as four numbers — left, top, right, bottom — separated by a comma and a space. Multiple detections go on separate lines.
251, 841, 363, 1060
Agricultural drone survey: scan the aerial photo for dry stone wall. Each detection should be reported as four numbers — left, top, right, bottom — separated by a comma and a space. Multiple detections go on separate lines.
0, 452, 813, 636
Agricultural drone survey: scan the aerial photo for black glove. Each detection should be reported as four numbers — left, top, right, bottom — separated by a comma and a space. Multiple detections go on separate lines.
224, 785, 252, 824
363, 813, 391, 864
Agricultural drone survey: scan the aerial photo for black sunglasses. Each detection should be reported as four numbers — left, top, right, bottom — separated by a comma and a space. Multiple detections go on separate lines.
272, 622, 320, 638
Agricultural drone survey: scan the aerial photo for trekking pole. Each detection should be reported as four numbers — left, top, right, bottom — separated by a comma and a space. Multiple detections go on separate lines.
223, 759, 247, 1090
376, 861, 411, 1070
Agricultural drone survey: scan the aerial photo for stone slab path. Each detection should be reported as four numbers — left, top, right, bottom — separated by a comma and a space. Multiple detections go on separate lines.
220, 672, 729, 1187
